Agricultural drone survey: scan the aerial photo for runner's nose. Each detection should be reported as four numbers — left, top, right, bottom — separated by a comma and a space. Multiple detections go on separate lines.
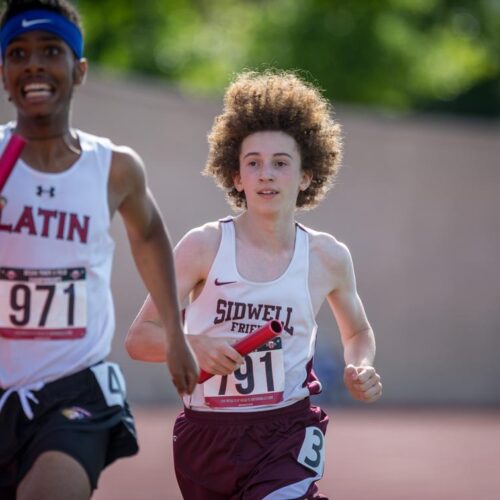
25, 49, 45, 73
259, 161, 274, 181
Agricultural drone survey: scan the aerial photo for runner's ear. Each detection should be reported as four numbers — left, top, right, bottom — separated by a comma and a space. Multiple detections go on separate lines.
73, 58, 88, 86
1, 64, 7, 92
299, 169, 313, 191
233, 172, 243, 192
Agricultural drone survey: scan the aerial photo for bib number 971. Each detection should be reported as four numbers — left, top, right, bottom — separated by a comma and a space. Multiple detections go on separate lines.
9, 282, 76, 327
0, 267, 87, 339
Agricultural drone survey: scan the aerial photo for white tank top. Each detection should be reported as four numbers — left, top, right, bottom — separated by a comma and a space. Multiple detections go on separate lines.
0, 123, 115, 388
183, 217, 320, 412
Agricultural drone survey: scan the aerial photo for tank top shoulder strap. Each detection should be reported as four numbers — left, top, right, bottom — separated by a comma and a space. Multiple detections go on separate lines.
294, 221, 310, 261
290, 222, 310, 283
208, 217, 238, 281
76, 130, 113, 180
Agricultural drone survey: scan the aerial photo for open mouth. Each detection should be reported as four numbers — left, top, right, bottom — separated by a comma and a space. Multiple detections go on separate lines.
22, 82, 53, 101
258, 190, 279, 195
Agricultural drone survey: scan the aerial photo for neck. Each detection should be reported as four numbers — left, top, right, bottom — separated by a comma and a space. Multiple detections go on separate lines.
14, 125, 81, 172
235, 211, 296, 251
23, 131, 69, 140
15, 108, 73, 137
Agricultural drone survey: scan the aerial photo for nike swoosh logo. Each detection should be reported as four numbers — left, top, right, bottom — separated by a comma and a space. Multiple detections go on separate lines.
214, 278, 237, 286
22, 19, 52, 28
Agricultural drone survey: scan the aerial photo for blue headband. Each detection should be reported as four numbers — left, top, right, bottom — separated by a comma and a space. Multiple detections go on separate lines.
0, 9, 83, 60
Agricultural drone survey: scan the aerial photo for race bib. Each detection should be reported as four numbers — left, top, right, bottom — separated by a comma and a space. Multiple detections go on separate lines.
203, 337, 285, 408
0, 267, 87, 339
91, 362, 126, 407
297, 426, 325, 475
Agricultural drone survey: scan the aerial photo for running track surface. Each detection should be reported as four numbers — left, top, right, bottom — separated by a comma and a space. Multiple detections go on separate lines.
94, 406, 500, 500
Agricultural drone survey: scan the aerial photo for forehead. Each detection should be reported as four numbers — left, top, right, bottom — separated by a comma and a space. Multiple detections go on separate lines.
8, 30, 65, 45
240, 131, 299, 155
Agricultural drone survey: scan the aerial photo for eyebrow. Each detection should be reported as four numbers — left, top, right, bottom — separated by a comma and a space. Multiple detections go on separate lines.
10, 34, 63, 43
242, 152, 293, 159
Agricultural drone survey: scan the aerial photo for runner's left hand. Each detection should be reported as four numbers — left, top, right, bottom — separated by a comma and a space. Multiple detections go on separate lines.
343, 364, 382, 403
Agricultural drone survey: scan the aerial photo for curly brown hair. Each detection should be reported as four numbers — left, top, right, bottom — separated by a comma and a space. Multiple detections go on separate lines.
204, 70, 343, 210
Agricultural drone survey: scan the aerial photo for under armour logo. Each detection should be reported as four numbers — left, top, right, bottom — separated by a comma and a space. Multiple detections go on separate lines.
36, 185, 55, 197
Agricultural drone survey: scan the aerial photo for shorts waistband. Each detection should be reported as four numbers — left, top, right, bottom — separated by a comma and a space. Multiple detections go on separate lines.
184, 398, 311, 425
0, 361, 105, 419
42, 362, 102, 393
0, 360, 105, 396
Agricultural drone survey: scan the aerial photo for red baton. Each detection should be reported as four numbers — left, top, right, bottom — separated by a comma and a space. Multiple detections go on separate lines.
197, 319, 284, 384
0, 134, 27, 194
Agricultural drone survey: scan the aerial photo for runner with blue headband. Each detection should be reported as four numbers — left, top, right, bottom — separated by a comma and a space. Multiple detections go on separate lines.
0, 1, 199, 499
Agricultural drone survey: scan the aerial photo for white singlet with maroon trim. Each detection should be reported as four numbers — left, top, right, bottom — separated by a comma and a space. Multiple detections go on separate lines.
183, 217, 320, 412
0, 123, 115, 388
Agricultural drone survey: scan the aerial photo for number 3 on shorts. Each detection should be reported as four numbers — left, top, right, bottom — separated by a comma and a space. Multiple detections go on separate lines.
297, 426, 325, 475
91, 362, 126, 407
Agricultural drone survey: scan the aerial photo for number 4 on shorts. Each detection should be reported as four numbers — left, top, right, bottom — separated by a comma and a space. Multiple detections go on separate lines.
91, 362, 126, 408
297, 426, 325, 475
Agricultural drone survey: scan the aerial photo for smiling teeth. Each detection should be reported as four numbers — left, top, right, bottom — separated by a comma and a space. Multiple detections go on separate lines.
24, 83, 52, 97
24, 83, 51, 92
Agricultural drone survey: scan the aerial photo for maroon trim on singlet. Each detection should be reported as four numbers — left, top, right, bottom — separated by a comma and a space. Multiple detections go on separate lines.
295, 221, 310, 234
303, 358, 323, 395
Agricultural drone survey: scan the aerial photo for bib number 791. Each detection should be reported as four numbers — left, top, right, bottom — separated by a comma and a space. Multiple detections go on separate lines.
203, 337, 285, 408
218, 351, 275, 395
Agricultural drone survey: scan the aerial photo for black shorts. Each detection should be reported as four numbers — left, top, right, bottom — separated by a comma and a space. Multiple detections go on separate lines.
174, 398, 329, 500
0, 362, 139, 499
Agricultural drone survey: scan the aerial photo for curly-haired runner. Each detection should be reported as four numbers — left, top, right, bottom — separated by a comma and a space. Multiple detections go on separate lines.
0, 1, 198, 499
205, 70, 342, 210
127, 70, 382, 499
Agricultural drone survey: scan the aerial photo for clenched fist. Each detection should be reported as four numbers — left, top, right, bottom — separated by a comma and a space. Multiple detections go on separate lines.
344, 364, 382, 403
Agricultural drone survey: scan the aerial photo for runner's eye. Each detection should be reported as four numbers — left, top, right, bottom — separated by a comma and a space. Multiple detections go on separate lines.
6, 47, 26, 60
45, 45, 62, 56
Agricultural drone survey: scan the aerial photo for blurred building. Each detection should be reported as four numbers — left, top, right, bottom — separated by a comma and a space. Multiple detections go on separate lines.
2, 70, 499, 405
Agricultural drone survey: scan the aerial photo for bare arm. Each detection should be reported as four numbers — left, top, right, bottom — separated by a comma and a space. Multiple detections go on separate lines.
109, 146, 198, 395
126, 223, 243, 374
320, 238, 382, 403
327, 245, 375, 367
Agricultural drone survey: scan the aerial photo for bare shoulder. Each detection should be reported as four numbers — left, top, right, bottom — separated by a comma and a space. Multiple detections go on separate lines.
108, 144, 147, 213
177, 220, 221, 251
306, 226, 352, 271
109, 144, 145, 184
303, 226, 355, 301
175, 221, 222, 273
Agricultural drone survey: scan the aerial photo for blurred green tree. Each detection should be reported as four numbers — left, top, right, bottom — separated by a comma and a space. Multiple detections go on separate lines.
77, 0, 500, 117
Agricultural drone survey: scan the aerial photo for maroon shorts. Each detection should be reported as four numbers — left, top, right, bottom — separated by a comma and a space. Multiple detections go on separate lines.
173, 398, 329, 500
